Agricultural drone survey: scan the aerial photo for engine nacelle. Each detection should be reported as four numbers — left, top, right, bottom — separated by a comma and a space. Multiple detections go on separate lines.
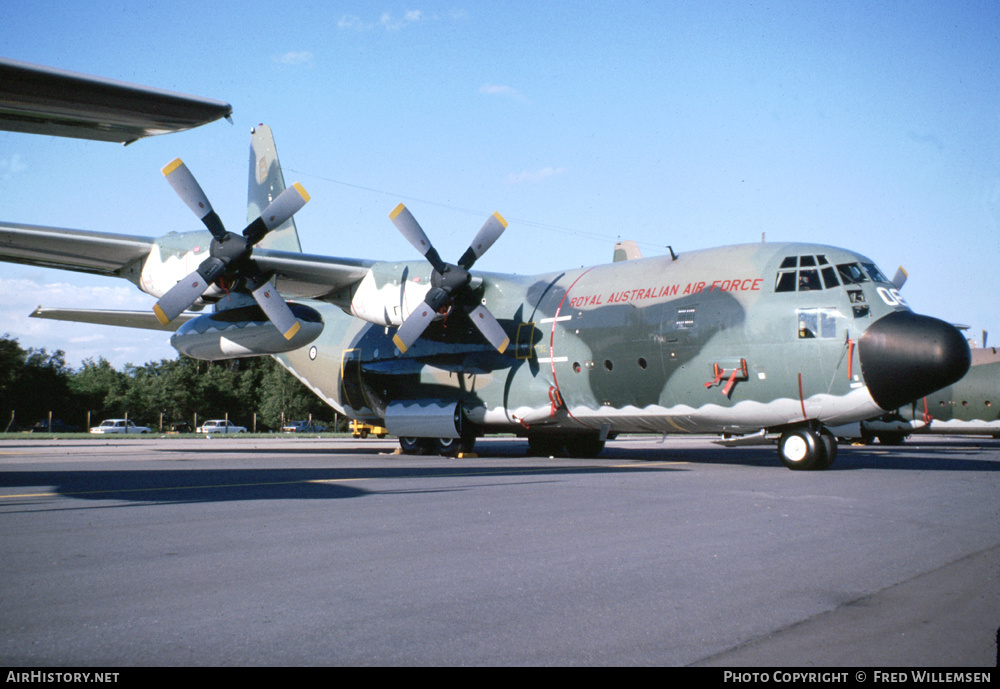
171, 303, 324, 360
349, 261, 433, 327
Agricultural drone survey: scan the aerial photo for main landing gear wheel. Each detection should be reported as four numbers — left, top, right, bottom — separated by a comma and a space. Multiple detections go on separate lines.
778, 427, 836, 471
399, 437, 433, 455
434, 436, 476, 457
399, 436, 476, 457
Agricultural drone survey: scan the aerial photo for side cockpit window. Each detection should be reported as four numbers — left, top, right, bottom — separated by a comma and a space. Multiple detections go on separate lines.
797, 307, 838, 339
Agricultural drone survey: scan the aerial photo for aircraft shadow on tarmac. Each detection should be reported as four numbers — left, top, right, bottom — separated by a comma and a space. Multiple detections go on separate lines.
1, 438, 996, 507
0, 463, 684, 506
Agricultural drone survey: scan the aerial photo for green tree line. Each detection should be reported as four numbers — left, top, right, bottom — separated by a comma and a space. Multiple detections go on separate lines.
0, 334, 339, 432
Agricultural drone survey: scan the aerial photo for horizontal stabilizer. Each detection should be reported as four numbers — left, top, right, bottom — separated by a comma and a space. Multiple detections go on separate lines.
31, 307, 196, 332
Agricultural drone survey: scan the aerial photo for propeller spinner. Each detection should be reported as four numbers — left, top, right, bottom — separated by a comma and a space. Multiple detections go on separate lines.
152, 159, 309, 339
389, 204, 510, 354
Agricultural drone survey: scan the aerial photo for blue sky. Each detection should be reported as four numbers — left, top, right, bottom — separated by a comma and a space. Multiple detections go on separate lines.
2, 1, 998, 368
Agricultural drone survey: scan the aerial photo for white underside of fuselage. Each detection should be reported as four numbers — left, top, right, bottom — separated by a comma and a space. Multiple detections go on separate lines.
919, 419, 1000, 436
480, 385, 884, 435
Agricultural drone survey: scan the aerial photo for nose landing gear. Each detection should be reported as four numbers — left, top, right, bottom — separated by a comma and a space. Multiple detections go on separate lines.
777, 426, 837, 470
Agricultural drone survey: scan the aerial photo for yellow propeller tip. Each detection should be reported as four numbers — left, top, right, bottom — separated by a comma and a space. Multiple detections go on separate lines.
161, 158, 183, 176
152, 304, 171, 326
292, 182, 310, 203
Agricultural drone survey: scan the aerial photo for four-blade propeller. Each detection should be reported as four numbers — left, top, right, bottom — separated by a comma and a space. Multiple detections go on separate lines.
389, 203, 510, 354
152, 159, 309, 340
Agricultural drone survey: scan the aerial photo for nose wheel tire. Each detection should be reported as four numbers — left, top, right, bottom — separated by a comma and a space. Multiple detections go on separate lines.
778, 427, 835, 471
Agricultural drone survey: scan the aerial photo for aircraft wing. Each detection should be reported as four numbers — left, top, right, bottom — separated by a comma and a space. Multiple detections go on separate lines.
0, 58, 233, 144
1, 220, 376, 304
250, 248, 376, 300
0, 221, 155, 278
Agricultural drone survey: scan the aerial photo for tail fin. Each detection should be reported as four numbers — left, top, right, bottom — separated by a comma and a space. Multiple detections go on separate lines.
248, 124, 303, 253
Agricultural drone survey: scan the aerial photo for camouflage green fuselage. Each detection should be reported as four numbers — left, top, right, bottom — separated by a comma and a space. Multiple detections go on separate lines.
896, 347, 1000, 436
277, 241, 907, 438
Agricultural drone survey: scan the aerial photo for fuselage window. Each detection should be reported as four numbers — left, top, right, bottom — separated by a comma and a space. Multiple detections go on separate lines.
797, 307, 838, 339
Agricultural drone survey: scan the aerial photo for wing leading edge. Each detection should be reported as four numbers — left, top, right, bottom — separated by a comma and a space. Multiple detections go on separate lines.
0, 58, 233, 144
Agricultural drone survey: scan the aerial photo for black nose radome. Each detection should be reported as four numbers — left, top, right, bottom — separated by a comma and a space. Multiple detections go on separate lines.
858, 311, 971, 411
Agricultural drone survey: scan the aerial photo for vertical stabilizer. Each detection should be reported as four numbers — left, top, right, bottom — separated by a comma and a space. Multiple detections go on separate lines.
248, 124, 303, 253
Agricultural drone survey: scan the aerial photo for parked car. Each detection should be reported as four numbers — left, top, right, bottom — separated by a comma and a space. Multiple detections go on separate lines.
282, 420, 327, 433
89, 419, 152, 434
196, 419, 247, 434
29, 419, 82, 433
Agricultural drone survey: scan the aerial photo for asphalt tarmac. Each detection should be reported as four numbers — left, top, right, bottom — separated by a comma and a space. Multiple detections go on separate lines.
0, 435, 997, 667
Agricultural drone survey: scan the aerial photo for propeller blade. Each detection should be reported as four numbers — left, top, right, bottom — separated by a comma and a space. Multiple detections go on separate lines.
389, 204, 446, 273
152, 266, 216, 326
892, 266, 908, 290
458, 212, 508, 270
162, 158, 227, 240
251, 282, 301, 340
467, 304, 510, 353
392, 301, 438, 353
244, 182, 310, 245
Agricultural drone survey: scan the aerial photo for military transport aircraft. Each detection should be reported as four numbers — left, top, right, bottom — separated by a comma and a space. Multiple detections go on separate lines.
0, 125, 972, 470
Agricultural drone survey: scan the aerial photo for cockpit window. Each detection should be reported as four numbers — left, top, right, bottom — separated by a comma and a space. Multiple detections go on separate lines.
837, 263, 868, 284
775, 254, 838, 292
778, 255, 891, 293
798, 269, 821, 290
861, 262, 889, 283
